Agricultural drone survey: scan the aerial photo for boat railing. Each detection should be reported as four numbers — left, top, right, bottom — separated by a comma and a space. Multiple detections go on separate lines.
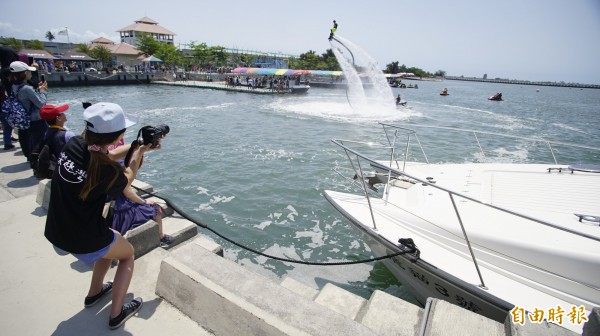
379, 122, 600, 167
332, 129, 600, 289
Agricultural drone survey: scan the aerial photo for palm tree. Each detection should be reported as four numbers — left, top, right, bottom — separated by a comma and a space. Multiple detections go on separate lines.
45, 31, 55, 42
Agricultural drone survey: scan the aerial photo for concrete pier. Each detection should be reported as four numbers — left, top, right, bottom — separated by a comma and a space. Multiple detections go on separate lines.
151, 80, 309, 95
0, 140, 595, 335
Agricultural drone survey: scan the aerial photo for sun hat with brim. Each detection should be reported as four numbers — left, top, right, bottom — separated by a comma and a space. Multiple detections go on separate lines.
40, 104, 69, 121
83, 102, 137, 134
9, 61, 37, 72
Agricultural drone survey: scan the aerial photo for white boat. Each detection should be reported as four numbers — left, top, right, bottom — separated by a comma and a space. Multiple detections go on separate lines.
324, 123, 600, 333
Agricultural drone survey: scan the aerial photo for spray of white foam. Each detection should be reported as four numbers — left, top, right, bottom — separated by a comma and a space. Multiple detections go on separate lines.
294, 220, 325, 248
330, 34, 395, 111
196, 194, 236, 211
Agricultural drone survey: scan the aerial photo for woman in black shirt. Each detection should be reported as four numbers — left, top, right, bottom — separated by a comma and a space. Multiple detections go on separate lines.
45, 102, 151, 329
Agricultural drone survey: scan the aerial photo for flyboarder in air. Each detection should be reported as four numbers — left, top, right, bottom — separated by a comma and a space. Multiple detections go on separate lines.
328, 20, 338, 40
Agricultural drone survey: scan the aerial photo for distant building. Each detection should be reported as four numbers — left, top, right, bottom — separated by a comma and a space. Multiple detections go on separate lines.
89, 37, 141, 67
117, 16, 176, 47
483, 73, 488, 79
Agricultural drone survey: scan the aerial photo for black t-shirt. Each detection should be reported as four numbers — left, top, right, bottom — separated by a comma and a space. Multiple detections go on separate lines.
45, 128, 67, 158
44, 136, 127, 253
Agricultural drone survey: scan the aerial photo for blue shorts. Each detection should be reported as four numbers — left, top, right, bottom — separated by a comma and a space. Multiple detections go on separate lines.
53, 231, 117, 265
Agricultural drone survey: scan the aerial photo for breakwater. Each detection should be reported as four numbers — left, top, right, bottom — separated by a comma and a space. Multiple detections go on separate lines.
41, 71, 229, 87
444, 76, 600, 89
42, 71, 155, 87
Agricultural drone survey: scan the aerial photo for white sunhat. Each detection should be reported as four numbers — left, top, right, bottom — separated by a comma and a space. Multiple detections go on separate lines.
83, 102, 137, 134
9, 61, 37, 72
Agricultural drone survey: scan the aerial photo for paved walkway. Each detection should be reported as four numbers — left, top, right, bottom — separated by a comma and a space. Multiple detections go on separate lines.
0, 141, 212, 335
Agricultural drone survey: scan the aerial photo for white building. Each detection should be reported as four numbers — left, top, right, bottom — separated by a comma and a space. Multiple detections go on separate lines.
117, 16, 176, 47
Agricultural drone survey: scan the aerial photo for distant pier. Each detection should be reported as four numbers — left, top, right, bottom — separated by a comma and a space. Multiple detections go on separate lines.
444, 76, 600, 89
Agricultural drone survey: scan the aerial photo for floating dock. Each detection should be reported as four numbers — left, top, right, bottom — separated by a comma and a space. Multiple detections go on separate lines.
152, 80, 309, 95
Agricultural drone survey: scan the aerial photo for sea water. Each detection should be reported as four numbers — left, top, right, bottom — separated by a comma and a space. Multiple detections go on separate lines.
48, 80, 600, 303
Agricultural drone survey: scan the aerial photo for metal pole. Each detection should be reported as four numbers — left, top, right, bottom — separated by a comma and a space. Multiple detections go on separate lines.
449, 193, 487, 289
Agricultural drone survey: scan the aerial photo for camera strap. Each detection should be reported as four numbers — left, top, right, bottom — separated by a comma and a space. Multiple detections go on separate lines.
123, 128, 144, 168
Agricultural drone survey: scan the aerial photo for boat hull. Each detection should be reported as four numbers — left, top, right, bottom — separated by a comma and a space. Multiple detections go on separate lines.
326, 192, 513, 323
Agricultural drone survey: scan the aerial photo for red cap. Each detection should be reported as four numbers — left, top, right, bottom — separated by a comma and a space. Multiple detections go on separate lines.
40, 104, 69, 121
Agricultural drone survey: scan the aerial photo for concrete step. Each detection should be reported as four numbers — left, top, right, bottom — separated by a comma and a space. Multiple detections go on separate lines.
420, 298, 504, 336
124, 215, 198, 257
280, 277, 318, 300
504, 313, 581, 336
314, 283, 367, 320
132, 179, 154, 194
35, 179, 51, 209
156, 237, 381, 336
356, 290, 423, 336
160, 215, 199, 249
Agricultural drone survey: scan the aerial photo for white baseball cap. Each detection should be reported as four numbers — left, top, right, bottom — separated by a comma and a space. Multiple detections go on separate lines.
83, 102, 137, 134
9, 61, 37, 72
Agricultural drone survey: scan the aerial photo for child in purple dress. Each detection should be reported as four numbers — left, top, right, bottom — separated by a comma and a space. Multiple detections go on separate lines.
110, 140, 173, 246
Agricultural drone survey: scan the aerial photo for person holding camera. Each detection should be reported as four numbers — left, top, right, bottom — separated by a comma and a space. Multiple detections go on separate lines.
110, 126, 173, 246
44, 102, 149, 329
7, 61, 49, 161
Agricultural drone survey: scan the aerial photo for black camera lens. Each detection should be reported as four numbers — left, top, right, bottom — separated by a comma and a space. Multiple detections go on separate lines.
157, 124, 170, 135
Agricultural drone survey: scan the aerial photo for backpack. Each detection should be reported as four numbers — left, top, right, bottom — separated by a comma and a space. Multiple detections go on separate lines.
30, 132, 60, 179
1, 85, 30, 130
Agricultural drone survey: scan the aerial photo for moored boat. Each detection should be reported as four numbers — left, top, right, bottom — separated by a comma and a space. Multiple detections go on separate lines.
324, 123, 600, 333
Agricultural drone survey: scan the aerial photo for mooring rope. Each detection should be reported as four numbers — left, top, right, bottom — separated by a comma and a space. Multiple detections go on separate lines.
132, 185, 420, 266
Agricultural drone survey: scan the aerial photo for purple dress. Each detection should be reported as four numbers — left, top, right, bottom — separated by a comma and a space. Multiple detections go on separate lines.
111, 194, 161, 235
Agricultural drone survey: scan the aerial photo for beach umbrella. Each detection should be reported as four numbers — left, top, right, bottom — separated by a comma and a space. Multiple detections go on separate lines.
142, 55, 163, 63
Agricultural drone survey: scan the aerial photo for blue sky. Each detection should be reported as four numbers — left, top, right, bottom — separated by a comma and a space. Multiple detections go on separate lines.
1, 0, 599, 84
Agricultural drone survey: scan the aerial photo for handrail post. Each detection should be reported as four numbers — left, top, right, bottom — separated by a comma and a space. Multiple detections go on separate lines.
449, 193, 487, 289
414, 133, 429, 164
356, 157, 378, 230
547, 142, 558, 164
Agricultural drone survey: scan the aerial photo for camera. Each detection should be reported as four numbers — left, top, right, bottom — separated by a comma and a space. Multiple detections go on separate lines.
140, 124, 169, 148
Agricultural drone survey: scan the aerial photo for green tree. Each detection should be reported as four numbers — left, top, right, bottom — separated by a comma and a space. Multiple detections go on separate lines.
45, 31, 55, 42
238, 53, 252, 67
434, 70, 446, 77
155, 43, 181, 68
89, 45, 112, 67
321, 49, 340, 71
385, 61, 401, 74
190, 42, 212, 67
135, 32, 160, 57
209, 46, 228, 67
406, 66, 431, 78
3, 37, 23, 51
294, 50, 323, 70
25, 39, 45, 50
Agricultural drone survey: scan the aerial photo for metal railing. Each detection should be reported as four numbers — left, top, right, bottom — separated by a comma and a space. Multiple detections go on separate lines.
379, 122, 600, 166
331, 124, 600, 289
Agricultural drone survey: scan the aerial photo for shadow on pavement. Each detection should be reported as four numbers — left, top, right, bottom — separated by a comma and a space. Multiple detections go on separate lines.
7, 176, 39, 188
50, 295, 162, 336
1, 162, 30, 174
